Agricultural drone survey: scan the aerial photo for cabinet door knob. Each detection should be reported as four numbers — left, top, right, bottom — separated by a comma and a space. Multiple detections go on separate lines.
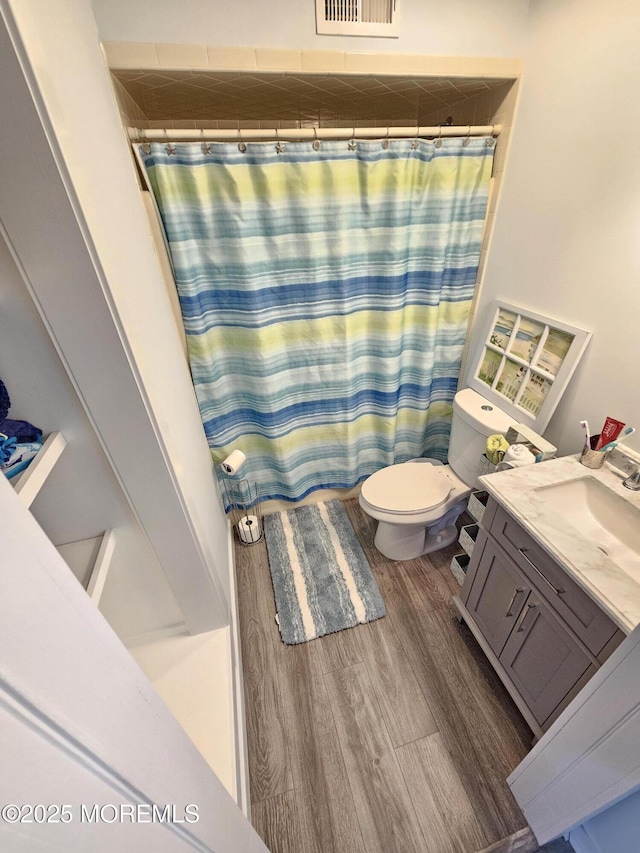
518, 547, 565, 595
505, 587, 524, 618
515, 602, 537, 632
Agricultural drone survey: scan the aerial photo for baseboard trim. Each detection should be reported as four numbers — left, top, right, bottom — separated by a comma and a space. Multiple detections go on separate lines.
227, 520, 251, 818
475, 826, 573, 852
476, 827, 538, 852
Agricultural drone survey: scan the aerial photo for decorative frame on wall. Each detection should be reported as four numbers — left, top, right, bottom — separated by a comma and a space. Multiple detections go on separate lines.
467, 300, 591, 432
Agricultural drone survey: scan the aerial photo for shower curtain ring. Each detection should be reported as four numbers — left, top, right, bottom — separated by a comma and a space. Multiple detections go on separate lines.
312, 127, 321, 151
463, 125, 471, 147
237, 128, 247, 153
382, 126, 390, 150
140, 127, 151, 155
275, 128, 284, 154
486, 125, 496, 148
435, 125, 442, 149
348, 127, 356, 151
201, 129, 212, 155
411, 124, 420, 150
164, 128, 176, 155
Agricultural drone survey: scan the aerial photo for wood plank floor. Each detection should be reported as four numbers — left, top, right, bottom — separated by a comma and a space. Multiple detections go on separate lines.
236, 499, 565, 853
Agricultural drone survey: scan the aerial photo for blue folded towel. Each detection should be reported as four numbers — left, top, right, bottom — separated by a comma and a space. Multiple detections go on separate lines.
0, 436, 42, 480
0, 376, 43, 479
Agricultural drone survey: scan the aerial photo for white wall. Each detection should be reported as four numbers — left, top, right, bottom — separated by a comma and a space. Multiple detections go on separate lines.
467, 0, 640, 456
91, 0, 531, 57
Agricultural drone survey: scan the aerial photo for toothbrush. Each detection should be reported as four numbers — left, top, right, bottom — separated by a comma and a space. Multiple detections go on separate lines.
580, 419, 590, 449
600, 426, 635, 452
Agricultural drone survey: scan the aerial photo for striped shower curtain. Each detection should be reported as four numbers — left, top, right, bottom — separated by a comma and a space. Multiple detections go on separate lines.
140, 137, 494, 503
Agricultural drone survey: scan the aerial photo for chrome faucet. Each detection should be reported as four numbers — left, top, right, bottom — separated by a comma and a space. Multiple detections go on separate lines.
622, 465, 640, 491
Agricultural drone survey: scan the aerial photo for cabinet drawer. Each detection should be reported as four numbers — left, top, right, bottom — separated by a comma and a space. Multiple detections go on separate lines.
490, 504, 618, 655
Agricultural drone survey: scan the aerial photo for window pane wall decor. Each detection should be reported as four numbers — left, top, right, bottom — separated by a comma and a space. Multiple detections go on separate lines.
469, 301, 591, 431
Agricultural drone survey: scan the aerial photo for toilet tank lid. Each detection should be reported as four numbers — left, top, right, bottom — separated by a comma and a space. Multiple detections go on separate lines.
454, 388, 514, 436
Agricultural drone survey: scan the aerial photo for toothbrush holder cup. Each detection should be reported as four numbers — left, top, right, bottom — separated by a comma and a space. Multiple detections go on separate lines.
580, 446, 609, 469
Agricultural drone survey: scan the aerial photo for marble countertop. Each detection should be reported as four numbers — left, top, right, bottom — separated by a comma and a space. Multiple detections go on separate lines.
478, 454, 640, 634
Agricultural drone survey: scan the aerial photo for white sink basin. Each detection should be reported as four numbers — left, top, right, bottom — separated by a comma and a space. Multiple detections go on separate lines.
533, 476, 640, 582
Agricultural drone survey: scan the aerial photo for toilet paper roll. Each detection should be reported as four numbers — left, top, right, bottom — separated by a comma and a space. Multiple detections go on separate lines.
238, 514, 261, 544
221, 449, 246, 476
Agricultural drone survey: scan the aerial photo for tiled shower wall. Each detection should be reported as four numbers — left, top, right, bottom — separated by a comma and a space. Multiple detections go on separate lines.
106, 43, 519, 132
112, 76, 147, 125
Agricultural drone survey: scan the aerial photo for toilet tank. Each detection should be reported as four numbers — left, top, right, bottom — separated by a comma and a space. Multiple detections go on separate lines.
448, 388, 515, 486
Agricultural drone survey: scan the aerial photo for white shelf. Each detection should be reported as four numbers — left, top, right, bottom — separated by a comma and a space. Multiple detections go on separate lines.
56, 529, 116, 607
129, 628, 236, 800
12, 431, 66, 508
10, 430, 116, 608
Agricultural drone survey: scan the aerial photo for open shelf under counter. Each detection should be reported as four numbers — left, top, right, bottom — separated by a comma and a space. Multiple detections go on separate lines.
11, 431, 66, 508
56, 529, 116, 607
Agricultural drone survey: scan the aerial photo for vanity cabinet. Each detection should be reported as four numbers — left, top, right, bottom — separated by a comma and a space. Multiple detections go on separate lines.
454, 496, 624, 736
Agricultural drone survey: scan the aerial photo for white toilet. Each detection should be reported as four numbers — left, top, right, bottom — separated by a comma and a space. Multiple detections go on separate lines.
359, 388, 514, 560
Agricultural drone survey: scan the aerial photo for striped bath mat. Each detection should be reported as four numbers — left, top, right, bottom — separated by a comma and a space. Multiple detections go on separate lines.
263, 500, 386, 645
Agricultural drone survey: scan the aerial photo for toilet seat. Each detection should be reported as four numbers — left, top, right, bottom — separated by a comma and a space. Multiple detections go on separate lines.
360, 462, 453, 515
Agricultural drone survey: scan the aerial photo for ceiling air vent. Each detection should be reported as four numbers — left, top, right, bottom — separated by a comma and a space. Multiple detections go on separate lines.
315, 0, 400, 37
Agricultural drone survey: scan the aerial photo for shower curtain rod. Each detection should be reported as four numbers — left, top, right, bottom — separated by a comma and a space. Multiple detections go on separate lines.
128, 124, 501, 143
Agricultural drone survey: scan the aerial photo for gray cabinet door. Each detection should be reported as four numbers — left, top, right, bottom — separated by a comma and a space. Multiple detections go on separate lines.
466, 540, 531, 657
499, 595, 592, 727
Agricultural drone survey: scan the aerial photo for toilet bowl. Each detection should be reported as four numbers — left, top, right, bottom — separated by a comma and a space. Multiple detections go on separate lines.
359, 388, 514, 560
359, 460, 470, 560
